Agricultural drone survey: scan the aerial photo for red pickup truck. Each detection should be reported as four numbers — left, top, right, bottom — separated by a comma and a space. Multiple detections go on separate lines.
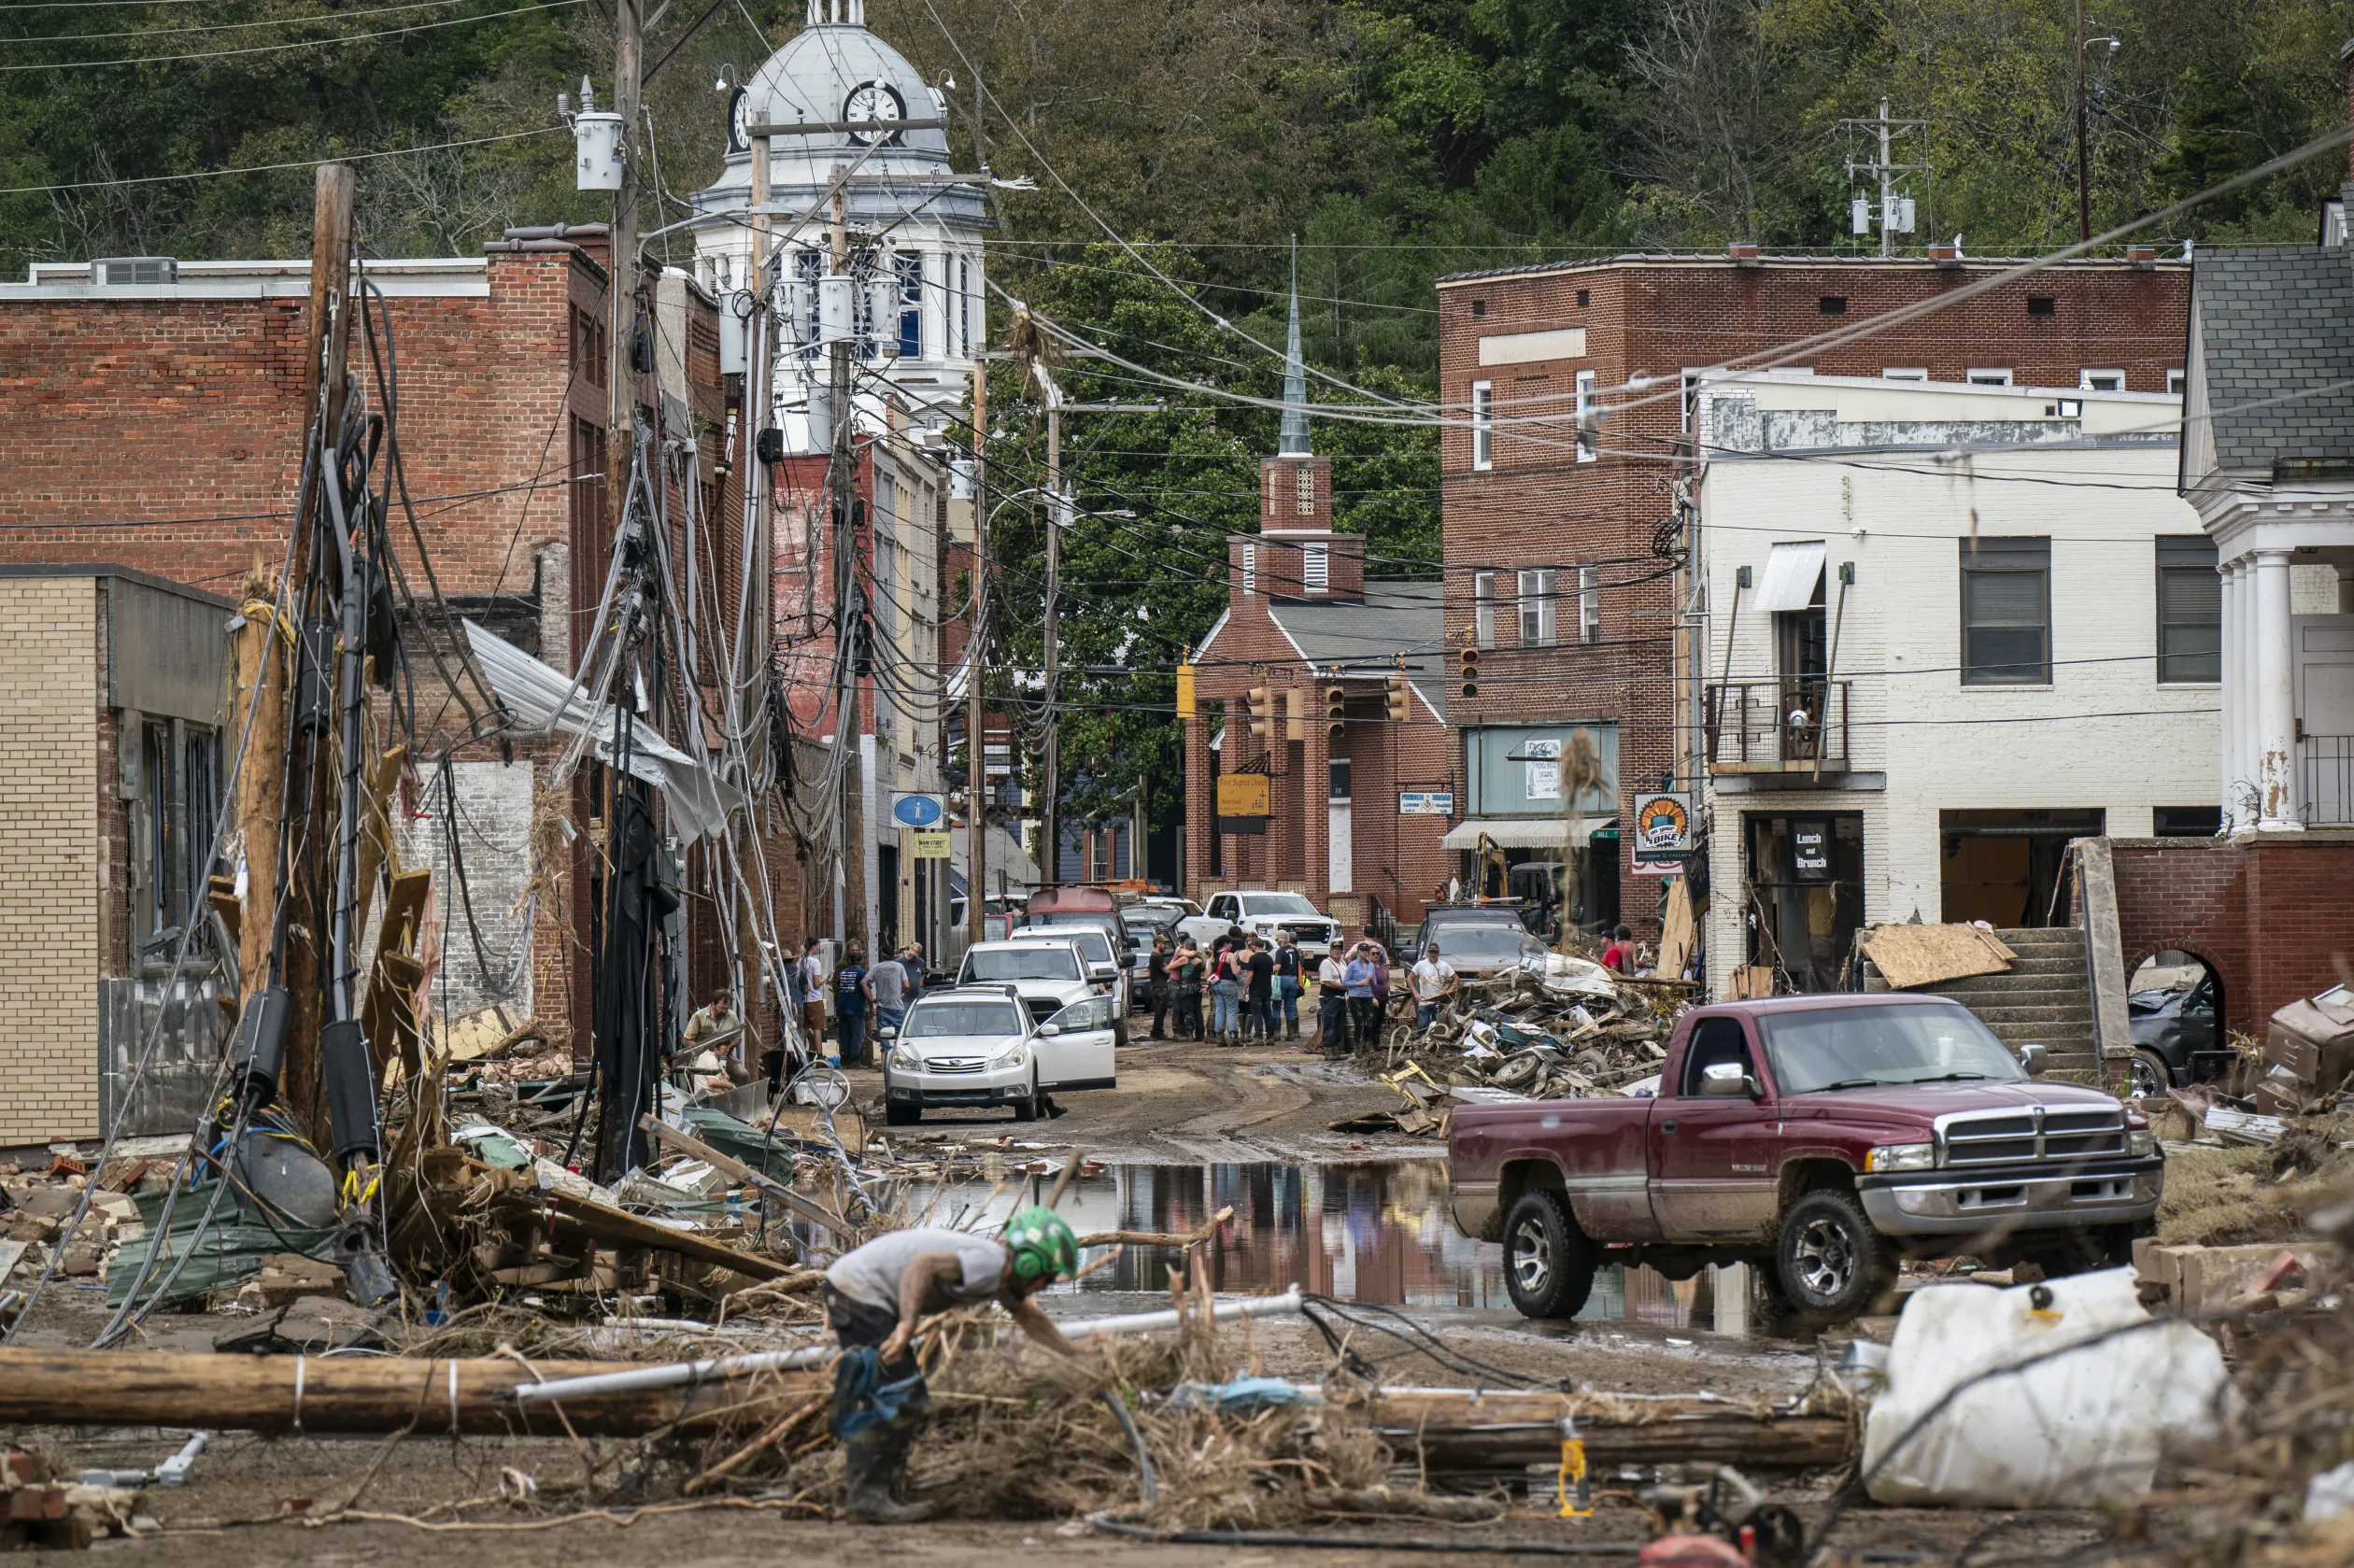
1448, 994, 2163, 1320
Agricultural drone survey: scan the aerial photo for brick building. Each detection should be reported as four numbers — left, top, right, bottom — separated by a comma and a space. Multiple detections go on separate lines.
0, 238, 810, 1080
1434, 252, 2191, 937
1183, 295, 1452, 930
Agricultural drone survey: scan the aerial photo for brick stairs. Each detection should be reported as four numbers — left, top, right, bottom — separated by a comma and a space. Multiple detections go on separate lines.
1864, 926, 2098, 1077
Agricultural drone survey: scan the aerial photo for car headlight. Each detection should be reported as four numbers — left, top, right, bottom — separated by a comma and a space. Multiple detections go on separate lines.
2127, 1128, 2155, 1157
889, 1043, 921, 1072
990, 1043, 1027, 1069
1865, 1142, 1936, 1173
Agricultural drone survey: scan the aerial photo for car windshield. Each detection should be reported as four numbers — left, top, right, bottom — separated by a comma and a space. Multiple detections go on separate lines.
1426, 923, 1528, 958
1758, 1004, 2026, 1093
902, 1002, 1023, 1038
1126, 906, 1182, 931
1059, 929, 1115, 964
1241, 893, 1318, 917
966, 947, 1083, 982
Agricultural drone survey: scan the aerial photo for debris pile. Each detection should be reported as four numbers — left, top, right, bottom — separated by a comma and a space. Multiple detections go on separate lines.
1335, 954, 1693, 1137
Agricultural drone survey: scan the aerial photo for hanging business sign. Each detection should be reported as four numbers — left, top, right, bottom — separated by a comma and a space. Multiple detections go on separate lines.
1398, 790, 1454, 816
1214, 774, 1269, 817
891, 792, 945, 828
911, 831, 953, 858
1631, 792, 1693, 865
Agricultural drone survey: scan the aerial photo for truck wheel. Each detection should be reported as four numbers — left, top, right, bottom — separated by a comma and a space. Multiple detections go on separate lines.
1775, 1190, 1895, 1320
1501, 1192, 1597, 1320
2126, 1050, 2172, 1100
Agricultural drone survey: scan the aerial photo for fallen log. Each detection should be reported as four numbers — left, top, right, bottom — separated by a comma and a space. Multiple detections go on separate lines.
545, 1188, 797, 1283
1077, 1204, 1234, 1250
0, 1348, 825, 1437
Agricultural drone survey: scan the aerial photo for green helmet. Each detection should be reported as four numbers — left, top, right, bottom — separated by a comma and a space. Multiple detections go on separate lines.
1003, 1206, 1080, 1285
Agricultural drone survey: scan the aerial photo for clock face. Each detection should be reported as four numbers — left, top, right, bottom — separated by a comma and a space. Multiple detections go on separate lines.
843, 79, 905, 144
727, 87, 751, 153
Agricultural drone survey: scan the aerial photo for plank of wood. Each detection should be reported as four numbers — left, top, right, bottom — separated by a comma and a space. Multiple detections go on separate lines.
544, 1186, 799, 1281
639, 1115, 856, 1242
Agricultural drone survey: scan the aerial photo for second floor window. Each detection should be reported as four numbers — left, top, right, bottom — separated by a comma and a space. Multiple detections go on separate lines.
1575, 371, 1597, 462
1519, 568, 1557, 646
895, 251, 923, 359
1961, 538, 2051, 685
1474, 571, 1495, 648
2156, 535, 2220, 685
1579, 566, 1601, 643
1471, 381, 1494, 469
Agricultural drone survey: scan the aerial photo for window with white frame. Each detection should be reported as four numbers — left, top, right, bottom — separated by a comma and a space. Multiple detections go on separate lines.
2079, 369, 2124, 391
1471, 381, 1494, 469
1302, 543, 1329, 594
956, 257, 971, 358
894, 251, 923, 359
1518, 569, 1557, 646
1473, 571, 1496, 649
1881, 367, 1928, 382
1578, 566, 1600, 643
2166, 368, 2186, 395
1241, 544, 1256, 597
1574, 370, 1597, 461
1966, 368, 2014, 386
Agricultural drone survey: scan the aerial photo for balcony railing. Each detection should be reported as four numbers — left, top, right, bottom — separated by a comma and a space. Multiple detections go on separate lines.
2306, 735, 2354, 826
1706, 679, 1851, 772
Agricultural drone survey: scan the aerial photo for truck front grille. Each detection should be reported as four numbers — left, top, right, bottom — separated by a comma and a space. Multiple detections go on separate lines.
1936, 1105, 2126, 1167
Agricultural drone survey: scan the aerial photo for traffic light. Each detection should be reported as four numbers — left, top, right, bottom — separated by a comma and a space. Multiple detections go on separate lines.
1247, 685, 1273, 741
1458, 631, 1480, 700
1386, 673, 1411, 725
1324, 684, 1347, 740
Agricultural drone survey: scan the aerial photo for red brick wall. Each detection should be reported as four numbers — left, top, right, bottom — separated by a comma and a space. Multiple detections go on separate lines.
2109, 833, 2354, 1038
1438, 258, 2192, 935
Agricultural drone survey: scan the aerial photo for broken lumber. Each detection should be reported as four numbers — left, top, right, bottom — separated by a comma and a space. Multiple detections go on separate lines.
638, 1115, 855, 1241
0, 1349, 824, 1437
544, 1188, 799, 1282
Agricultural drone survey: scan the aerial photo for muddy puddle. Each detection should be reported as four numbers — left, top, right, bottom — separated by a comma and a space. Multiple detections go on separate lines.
906, 1157, 1753, 1332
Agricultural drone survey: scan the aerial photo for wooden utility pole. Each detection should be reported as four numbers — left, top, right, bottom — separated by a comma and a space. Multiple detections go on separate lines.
2074, 0, 2091, 243
830, 174, 869, 957
965, 346, 989, 948
1039, 380, 1061, 887
608, 0, 643, 561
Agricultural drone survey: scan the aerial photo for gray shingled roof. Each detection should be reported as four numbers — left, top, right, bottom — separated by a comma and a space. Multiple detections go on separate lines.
1269, 581, 1448, 721
2195, 245, 2354, 471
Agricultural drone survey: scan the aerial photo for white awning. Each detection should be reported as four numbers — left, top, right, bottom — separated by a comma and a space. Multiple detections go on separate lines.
1752, 539, 1826, 613
464, 620, 744, 842
1440, 816, 1616, 852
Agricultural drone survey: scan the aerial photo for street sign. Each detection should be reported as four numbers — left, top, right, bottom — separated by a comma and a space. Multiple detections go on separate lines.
1631, 792, 1693, 864
911, 831, 952, 858
891, 791, 944, 828
1214, 774, 1269, 817
1397, 790, 1454, 815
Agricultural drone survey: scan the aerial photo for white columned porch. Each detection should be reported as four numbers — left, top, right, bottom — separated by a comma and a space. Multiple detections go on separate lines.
2252, 548, 2302, 829
2219, 559, 2242, 826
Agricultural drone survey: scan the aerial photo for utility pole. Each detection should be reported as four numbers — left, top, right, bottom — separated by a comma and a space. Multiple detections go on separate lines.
1039, 374, 1061, 888
965, 340, 989, 950
831, 172, 869, 958
2074, 0, 2091, 242
608, 0, 642, 563
1838, 101, 1929, 255
1876, 99, 1893, 259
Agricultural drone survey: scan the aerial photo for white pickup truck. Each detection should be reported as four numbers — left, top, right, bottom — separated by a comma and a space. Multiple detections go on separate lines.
1177, 890, 1342, 954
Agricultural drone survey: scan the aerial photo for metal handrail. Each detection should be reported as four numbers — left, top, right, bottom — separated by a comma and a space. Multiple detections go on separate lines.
2304, 734, 2354, 826
1704, 679, 1851, 769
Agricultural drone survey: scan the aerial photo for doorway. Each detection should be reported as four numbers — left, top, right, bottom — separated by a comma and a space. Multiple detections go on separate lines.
1938, 809, 2104, 927
878, 842, 900, 951
1326, 758, 1354, 894
1743, 812, 1863, 993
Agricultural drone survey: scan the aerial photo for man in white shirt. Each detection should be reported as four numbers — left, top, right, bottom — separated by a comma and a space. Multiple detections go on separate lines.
1411, 942, 1458, 1034
1315, 941, 1349, 1052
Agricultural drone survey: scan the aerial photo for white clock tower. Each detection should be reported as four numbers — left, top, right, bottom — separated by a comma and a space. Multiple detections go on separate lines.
691, 0, 990, 450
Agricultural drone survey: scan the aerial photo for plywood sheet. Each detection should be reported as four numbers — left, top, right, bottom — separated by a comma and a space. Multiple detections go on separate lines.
1862, 924, 2017, 991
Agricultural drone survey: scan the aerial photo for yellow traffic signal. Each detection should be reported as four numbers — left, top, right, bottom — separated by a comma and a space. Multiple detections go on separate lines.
1324, 683, 1347, 740
1458, 632, 1480, 700
1386, 673, 1411, 725
1247, 685, 1272, 741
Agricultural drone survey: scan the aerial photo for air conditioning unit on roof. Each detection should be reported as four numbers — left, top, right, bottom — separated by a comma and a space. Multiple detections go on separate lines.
93, 257, 177, 286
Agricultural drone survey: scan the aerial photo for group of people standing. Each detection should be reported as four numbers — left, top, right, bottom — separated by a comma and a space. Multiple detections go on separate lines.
1138, 925, 1408, 1052
807, 938, 929, 1068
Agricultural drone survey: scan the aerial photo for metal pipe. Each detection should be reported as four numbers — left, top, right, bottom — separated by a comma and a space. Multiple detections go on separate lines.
511, 1286, 1309, 1405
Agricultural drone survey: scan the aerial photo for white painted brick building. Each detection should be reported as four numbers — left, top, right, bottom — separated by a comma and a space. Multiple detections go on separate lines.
1690, 374, 2219, 996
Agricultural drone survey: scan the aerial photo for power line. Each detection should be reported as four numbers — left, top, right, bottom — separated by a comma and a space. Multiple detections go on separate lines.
5, 0, 481, 41
0, 0, 580, 69
0, 124, 566, 194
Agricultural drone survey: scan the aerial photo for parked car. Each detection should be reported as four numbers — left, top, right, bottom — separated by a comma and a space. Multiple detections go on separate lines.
1411, 907, 1548, 977
1447, 994, 2162, 1321
1177, 891, 1340, 954
2127, 973, 2227, 1095
879, 983, 1115, 1124
1119, 901, 1190, 1007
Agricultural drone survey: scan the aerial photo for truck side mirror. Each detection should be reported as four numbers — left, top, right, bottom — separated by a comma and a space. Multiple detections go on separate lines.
2019, 1042, 2049, 1077
1699, 1061, 1759, 1098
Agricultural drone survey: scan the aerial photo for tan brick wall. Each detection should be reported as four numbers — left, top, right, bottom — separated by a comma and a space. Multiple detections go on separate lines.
0, 578, 100, 1140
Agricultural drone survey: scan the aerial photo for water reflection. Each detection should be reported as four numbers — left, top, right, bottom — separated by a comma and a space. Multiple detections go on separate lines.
910, 1157, 1709, 1324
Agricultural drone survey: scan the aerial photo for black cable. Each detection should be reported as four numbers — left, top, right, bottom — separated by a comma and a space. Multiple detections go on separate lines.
1304, 1294, 1555, 1391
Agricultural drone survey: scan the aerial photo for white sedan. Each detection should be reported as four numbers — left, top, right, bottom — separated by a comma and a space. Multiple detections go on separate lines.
881, 985, 1116, 1125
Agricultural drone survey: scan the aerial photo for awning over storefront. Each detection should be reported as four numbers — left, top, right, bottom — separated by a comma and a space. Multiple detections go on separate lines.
1753, 539, 1827, 612
1440, 816, 1616, 852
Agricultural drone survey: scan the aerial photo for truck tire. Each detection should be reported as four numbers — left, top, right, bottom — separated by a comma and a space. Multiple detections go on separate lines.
1501, 1192, 1598, 1320
1775, 1190, 1895, 1320
2126, 1049, 2172, 1100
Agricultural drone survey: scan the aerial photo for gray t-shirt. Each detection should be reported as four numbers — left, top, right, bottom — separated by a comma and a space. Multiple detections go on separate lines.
825, 1226, 1008, 1315
871, 959, 907, 1011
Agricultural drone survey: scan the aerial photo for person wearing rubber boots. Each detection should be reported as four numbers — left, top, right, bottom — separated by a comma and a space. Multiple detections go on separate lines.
822, 1207, 1084, 1521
